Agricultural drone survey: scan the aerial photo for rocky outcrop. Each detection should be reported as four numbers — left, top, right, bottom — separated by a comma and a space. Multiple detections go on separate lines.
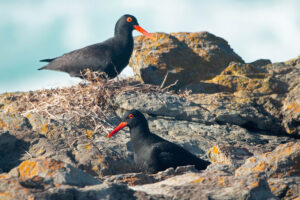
0, 32, 299, 199
129, 32, 244, 89
130, 33, 300, 136
0, 83, 298, 199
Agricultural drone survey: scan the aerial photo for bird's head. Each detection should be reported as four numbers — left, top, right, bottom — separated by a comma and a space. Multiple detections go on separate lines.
115, 14, 155, 40
107, 109, 148, 138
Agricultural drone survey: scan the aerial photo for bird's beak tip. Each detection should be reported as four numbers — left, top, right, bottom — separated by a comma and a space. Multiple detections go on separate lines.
107, 122, 128, 138
134, 25, 155, 41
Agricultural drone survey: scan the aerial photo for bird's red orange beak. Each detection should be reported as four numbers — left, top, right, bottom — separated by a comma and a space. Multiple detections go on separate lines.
107, 122, 128, 138
134, 25, 155, 40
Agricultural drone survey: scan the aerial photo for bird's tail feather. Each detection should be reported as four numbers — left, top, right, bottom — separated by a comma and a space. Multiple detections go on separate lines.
38, 66, 47, 70
40, 58, 54, 62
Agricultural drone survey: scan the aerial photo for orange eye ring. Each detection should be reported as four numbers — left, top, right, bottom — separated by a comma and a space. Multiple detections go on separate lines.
128, 114, 134, 118
126, 17, 132, 23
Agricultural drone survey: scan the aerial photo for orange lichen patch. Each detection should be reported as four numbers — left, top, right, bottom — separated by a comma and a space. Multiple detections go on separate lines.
0, 119, 7, 128
208, 145, 231, 164
253, 161, 267, 172
42, 159, 64, 177
273, 143, 296, 159
218, 177, 225, 186
213, 146, 219, 154
270, 186, 277, 192
237, 142, 299, 177
36, 147, 45, 156
250, 181, 259, 188
0, 104, 4, 109
191, 177, 204, 183
248, 158, 256, 163
92, 165, 99, 172
26, 113, 31, 119
19, 160, 38, 178
268, 181, 274, 186
84, 143, 92, 150
0, 173, 7, 179
0, 191, 13, 199
84, 130, 94, 139
19, 159, 64, 179
95, 154, 105, 163
121, 176, 137, 186
41, 123, 49, 134
287, 102, 300, 113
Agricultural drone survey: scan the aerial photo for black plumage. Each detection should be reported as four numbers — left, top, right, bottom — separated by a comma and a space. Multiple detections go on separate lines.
107, 110, 210, 174
38, 14, 154, 78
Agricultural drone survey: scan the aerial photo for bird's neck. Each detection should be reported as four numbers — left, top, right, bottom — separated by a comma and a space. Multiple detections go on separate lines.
114, 27, 133, 42
113, 31, 134, 52
130, 124, 151, 149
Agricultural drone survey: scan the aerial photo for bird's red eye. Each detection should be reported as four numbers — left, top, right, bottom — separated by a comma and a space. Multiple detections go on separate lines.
126, 17, 132, 23
128, 114, 134, 118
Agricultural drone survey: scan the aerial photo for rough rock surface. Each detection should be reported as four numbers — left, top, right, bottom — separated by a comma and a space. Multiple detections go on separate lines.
129, 32, 244, 89
0, 32, 299, 199
129, 32, 300, 136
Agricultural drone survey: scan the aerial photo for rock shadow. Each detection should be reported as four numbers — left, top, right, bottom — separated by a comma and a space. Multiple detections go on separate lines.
0, 131, 30, 172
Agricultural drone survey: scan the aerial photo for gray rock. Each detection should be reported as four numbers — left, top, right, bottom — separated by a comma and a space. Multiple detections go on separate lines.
113, 91, 215, 123
129, 32, 244, 89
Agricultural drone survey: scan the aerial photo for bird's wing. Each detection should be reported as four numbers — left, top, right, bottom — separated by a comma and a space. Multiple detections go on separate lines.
40, 42, 113, 76
160, 142, 210, 170
141, 143, 173, 174
160, 143, 182, 161
146, 142, 178, 172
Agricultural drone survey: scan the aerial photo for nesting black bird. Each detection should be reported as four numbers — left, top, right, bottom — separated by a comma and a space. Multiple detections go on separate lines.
38, 14, 154, 78
107, 110, 210, 174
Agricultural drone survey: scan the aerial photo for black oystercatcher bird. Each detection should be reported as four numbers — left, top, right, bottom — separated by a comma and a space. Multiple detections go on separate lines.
38, 14, 154, 78
107, 110, 210, 174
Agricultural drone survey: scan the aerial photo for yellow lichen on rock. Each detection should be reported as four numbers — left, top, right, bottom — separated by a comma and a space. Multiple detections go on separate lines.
212, 146, 219, 154
217, 176, 225, 186
36, 147, 45, 156
19, 160, 38, 178
0, 174, 7, 180
130, 32, 244, 88
208, 145, 231, 165
235, 142, 300, 178
41, 123, 49, 134
249, 181, 259, 188
191, 177, 204, 183
252, 161, 267, 172
85, 130, 94, 139
287, 102, 300, 113
0, 119, 7, 129
44, 159, 64, 176
18, 159, 64, 179
84, 143, 92, 149
0, 191, 13, 199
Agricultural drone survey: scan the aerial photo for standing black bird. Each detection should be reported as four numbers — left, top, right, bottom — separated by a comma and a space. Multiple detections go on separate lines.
38, 14, 154, 78
107, 110, 210, 174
